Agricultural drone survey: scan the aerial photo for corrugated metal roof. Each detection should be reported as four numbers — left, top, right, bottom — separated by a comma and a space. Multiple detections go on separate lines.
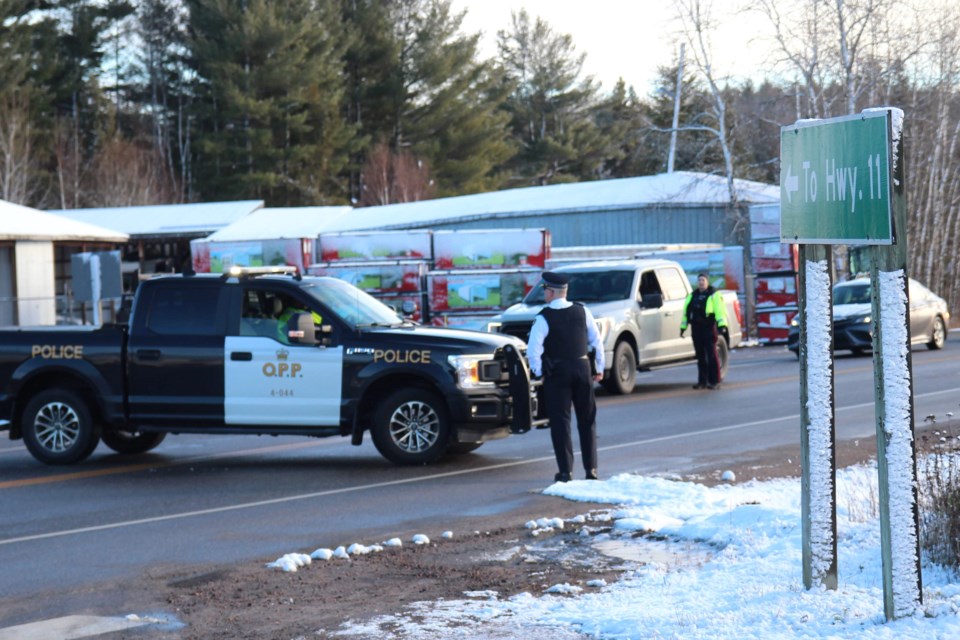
50, 200, 264, 238
204, 206, 353, 241
0, 199, 128, 242
323, 171, 779, 232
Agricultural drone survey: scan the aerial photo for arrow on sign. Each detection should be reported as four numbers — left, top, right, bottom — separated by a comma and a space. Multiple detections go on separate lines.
784, 164, 799, 203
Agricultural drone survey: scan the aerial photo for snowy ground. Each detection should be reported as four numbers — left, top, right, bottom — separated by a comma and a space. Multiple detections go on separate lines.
301, 458, 960, 639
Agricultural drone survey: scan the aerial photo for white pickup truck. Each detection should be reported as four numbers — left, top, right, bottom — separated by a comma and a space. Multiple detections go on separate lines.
487, 259, 743, 395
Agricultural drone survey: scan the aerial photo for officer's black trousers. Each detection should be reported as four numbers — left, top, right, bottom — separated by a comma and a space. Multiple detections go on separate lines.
692, 323, 720, 386
544, 358, 597, 476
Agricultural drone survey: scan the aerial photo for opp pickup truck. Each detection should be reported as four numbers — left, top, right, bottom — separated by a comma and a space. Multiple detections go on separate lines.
0, 267, 541, 466
487, 259, 743, 395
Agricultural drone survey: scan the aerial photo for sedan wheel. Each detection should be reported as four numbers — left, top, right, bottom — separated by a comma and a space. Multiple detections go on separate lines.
928, 316, 947, 350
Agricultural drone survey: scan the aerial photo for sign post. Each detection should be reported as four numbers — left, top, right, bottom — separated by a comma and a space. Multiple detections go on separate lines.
780, 108, 921, 619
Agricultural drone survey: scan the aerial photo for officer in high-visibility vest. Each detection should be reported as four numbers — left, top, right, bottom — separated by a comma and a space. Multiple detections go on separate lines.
527, 271, 605, 483
276, 305, 323, 344
681, 273, 729, 390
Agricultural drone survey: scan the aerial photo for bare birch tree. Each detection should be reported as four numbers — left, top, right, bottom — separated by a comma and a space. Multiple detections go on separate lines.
672, 0, 740, 215
0, 93, 39, 205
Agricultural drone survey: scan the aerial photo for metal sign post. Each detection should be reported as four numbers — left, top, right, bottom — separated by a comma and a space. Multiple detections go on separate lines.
780, 108, 921, 619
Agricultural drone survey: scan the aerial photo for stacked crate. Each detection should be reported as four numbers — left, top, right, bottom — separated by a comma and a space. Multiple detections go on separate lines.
750, 207, 799, 344
426, 229, 548, 329
309, 231, 432, 322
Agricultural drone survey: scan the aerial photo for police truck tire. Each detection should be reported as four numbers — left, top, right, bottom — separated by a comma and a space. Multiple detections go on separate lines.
603, 341, 636, 395
718, 335, 730, 380
101, 429, 167, 455
371, 389, 451, 465
22, 389, 100, 465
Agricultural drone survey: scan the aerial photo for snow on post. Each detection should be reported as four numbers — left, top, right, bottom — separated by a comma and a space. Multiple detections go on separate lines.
877, 269, 922, 617
801, 257, 837, 588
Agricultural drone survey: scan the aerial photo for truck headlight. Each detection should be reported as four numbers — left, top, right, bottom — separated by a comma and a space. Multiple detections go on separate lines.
448, 354, 498, 388
595, 317, 614, 343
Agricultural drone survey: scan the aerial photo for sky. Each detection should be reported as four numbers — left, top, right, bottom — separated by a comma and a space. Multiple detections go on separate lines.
260, 457, 960, 639
450, 0, 776, 96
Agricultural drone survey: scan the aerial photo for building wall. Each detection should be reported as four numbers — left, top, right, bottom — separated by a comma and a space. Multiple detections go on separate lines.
15, 241, 55, 326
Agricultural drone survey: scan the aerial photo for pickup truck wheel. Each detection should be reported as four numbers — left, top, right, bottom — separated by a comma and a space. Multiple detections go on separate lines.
22, 389, 100, 465
101, 429, 167, 455
717, 335, 730, 379
371, 389, 450, 465
603, 341, 637, 395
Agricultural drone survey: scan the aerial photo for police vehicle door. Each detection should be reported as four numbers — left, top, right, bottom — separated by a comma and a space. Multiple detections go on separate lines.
225, 286, 343, 426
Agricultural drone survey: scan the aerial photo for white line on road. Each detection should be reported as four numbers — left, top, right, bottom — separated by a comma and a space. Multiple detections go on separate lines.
2, 386, 957, 547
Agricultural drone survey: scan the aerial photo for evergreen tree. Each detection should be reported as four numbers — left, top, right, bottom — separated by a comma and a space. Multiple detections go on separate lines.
495, 10, 614, 186
591, 79, 646, 179
129, 0, 193, 201
187, 0, 354, 205
348, 0, 513, 199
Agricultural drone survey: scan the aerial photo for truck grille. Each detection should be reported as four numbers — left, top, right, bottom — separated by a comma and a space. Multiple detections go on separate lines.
499, 321, 533, 343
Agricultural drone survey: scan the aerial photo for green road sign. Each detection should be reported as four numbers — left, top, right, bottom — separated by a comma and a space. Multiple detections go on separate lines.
780, 111, 893, 245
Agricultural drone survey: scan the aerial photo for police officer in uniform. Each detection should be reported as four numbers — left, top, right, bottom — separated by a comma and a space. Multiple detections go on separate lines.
527, 272, 605, 482
680, 273, 729, 390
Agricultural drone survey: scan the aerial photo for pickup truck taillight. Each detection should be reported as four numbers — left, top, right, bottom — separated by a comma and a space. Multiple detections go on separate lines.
733, 298, 743, 327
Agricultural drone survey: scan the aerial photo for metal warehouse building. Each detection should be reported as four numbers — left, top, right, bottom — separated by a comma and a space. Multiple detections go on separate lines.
321, 171, 780, 250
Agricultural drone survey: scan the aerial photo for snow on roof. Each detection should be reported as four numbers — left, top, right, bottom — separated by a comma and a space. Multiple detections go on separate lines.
203, 206, 353, 242
323, 171, 780, 233
49, 200, 264, 238
0, 199, 128, 242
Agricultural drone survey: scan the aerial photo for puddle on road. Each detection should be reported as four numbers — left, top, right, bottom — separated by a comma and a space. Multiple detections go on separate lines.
592, 535, 715, 569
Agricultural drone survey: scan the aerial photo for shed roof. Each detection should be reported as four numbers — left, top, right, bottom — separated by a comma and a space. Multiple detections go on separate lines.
50, 200, 263, 238
322, 171, 780, 233
0, 199, 128, 242
203, 206, 353, 242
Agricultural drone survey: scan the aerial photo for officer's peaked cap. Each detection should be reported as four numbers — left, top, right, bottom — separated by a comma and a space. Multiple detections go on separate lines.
541, 271, 570, 288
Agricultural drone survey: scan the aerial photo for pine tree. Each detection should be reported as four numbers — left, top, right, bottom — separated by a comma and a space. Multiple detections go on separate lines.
495, 10, 614, 186
187, 0, 354, 204
348, 0, 513, 199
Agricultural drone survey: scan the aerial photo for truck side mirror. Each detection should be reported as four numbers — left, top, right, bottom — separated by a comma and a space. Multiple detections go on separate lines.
640, 292, 663, 309
287, 313, 317, 345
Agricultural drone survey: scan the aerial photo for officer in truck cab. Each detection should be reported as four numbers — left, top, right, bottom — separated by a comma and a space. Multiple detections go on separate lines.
274, 298, 322, 344
681, 273, 729, 390
527, 271, 605, 483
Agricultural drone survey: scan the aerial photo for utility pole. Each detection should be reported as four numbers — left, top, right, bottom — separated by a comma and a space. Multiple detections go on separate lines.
667, 43, 685, 174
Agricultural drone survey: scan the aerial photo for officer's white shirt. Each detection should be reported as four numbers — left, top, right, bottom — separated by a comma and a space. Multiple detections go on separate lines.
527, 298, 605, 377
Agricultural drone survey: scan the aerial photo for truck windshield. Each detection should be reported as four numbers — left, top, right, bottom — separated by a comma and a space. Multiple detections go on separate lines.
523, 271, 633, 304
300, 277, 404, 327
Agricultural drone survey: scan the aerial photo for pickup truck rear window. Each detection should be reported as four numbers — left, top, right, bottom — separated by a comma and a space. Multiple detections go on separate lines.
146, 287, 221, 335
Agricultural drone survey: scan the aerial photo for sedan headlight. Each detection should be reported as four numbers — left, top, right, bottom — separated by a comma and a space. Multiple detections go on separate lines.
855, 315, 871, 324
448, 354, 498, 388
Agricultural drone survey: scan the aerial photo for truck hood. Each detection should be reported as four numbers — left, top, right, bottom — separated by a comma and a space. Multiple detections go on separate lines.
498, 299, 627, 320
360, 325, 525, 353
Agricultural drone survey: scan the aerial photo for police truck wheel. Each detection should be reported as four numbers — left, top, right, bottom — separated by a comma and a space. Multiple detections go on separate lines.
22, 389, 100, 465
717, 336, 730, 380
101, 429, 167, 455
371, 389, 450, 465
603, 341, 636, 395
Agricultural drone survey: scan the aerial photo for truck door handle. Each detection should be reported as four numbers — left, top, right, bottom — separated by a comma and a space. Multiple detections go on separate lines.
231, 351, 253, 361
664, 311, 673, 316
136, 349, 161, 361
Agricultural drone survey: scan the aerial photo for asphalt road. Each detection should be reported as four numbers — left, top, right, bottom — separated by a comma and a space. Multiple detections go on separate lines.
2, 341, 959, 624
